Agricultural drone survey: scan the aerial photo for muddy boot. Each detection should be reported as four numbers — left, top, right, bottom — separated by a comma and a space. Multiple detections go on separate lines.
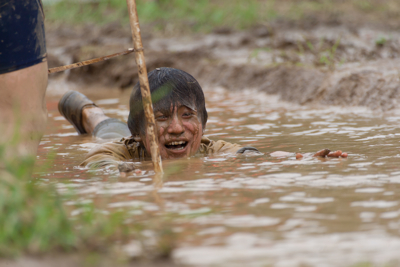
58, 90, 97, 134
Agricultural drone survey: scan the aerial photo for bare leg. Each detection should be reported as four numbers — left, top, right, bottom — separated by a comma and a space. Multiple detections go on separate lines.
0, 61, 48, 159
81, 106, 110, 134
59, 90, 131, 139
81, 106, 131, 139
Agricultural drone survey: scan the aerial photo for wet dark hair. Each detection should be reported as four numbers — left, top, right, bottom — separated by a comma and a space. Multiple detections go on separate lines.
127, 67, 208, 136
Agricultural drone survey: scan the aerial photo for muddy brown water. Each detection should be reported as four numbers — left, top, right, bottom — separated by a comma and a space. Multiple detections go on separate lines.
35, 86, 400, 267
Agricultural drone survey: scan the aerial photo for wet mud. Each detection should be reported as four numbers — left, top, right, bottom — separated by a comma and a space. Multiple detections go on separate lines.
22, 87, 400, 266
47, 21, 400, 111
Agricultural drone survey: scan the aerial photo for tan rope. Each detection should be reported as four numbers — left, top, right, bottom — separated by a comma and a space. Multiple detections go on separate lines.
48, 48, 140, 74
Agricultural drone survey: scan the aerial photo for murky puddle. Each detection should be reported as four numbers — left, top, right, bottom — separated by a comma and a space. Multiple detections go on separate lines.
36, 86, 400, 266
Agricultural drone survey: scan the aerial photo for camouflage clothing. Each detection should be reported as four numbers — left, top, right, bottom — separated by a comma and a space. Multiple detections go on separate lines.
81, 136, 243, 169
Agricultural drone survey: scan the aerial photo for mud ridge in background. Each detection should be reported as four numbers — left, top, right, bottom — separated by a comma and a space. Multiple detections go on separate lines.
47, 22, 400, 111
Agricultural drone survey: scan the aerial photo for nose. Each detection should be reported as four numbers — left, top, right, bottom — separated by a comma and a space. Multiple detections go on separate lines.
167, 115, 184, 135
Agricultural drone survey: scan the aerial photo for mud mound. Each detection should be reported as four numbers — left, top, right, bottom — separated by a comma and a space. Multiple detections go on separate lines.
317, 60, 400, 110
187, 60, 400, 111
46, 22, 400, 111
65, 49, 208, 88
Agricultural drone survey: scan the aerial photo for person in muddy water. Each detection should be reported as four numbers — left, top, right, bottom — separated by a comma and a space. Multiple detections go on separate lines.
58, 67, 346, 173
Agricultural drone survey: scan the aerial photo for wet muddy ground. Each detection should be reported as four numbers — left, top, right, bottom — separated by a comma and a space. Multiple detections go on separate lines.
47, 20, 400, 111
28, 85, 400, 266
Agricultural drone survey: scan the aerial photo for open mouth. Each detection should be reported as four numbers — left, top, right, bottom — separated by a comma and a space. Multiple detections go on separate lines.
165, 141, 188, 151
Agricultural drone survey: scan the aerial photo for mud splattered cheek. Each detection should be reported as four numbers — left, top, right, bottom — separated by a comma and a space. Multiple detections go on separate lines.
183, 122, 196, 134
193, 123, 200, 134
188, 122, 202, 156
158, 126, 166, 137
185, 116, 200, 133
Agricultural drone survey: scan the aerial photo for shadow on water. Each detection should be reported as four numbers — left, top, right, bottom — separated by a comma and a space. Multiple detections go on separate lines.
34, 86, 400, 266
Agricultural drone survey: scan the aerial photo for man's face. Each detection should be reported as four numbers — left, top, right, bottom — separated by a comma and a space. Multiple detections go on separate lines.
141, 104, 203, 159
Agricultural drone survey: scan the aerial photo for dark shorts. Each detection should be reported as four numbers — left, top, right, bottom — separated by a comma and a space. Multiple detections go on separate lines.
0, 0, 47, 75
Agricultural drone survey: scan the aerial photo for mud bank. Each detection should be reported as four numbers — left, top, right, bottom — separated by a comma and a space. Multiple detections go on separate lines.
46, 22, 400, 111
0, 255, 178, 267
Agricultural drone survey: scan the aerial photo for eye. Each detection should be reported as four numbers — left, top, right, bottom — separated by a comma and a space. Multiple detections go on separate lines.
182, 112, 194, 118
156, 114, 168, 121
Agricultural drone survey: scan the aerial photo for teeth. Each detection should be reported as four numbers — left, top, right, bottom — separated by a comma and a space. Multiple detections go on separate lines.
168, 141, 186, 146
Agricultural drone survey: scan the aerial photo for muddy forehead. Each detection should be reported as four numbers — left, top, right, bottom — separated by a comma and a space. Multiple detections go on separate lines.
154, 102, 197, 115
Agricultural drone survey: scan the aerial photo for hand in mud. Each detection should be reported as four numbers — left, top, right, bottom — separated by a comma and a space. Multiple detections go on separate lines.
296, 149, 348, 159
327, 150, 348, 158
118, 162, 142, 177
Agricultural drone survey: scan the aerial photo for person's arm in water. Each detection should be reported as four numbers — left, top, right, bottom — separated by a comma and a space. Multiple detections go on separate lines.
80, 140, 136, 170
297, 149, 348, 158
270, 149, 348, 159
198, 136, 260, 155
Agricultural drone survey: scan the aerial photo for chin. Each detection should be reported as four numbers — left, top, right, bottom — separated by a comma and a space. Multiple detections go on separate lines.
161, 150, 191, 159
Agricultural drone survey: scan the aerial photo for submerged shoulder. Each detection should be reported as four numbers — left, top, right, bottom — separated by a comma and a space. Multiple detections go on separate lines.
82, 136, 144, 166
199, 136, 250, 155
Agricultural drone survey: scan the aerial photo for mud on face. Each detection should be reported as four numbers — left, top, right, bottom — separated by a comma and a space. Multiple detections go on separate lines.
141, 103, 203, 159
